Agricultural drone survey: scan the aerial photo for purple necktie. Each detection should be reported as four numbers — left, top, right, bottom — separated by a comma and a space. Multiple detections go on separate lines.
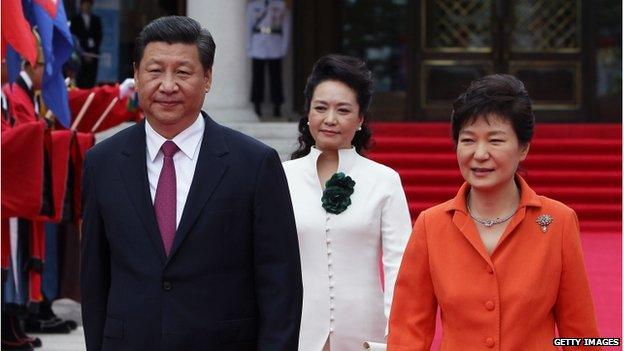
154, 140, 179, 256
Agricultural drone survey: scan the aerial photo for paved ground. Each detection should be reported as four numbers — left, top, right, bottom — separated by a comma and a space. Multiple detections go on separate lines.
32, 328, 85, 351
32, 299, 85, 351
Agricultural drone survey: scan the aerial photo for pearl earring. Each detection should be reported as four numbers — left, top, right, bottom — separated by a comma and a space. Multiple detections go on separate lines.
357, 125, 362, 131
307, 121, 310, 126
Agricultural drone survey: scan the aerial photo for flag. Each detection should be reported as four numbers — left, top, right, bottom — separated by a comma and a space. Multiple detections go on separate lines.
33, 0, 57, 19
1, 0, 38, 68
6, 46, 23, 83
23, 0, 73, 128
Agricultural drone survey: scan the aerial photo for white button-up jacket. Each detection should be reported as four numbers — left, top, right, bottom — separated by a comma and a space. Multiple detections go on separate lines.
283, 147, 412, 351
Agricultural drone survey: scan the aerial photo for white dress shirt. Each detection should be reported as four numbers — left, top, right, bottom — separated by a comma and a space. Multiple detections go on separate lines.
145, 114, 204, 228
283, 147, 412, 351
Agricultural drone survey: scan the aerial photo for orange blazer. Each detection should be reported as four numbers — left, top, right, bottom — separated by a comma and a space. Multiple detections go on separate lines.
388, 177, 600, 350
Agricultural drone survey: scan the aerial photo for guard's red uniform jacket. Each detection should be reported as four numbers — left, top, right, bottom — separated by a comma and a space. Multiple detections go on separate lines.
68, 84, 142, 133
1, 121, 46, 289
1, 77, 47, 304
71, 132, 96, 222
2, 80, 106, 303
3, 77, 38, 126
1, 121, 46, 218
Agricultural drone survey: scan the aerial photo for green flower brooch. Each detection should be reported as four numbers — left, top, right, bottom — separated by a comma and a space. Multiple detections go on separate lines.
321, 172, 356, 214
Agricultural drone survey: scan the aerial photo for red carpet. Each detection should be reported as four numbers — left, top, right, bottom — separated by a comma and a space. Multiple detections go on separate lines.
368, 122, 622, 341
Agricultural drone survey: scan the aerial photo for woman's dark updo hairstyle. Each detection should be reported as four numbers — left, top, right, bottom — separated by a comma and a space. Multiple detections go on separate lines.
291, 54, 374, 160
451, 74, 535, 146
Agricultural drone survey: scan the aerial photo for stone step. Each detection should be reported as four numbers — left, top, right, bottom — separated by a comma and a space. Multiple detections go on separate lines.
223, 122, 299, 161
222, 121, 299, 139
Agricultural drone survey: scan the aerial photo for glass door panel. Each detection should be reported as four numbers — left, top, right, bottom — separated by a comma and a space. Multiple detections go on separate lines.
341, 0, 410, 120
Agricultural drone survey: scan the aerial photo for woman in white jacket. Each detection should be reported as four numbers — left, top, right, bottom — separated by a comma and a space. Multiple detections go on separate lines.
283, 54, 412, 351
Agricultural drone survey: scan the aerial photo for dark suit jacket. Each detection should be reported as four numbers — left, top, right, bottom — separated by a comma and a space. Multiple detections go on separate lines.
70, 13, 102, 54
81, 113, 303, 351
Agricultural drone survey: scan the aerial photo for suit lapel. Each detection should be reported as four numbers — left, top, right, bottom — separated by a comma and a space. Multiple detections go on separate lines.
166, 113, 229, 264
118, 121, 167, 264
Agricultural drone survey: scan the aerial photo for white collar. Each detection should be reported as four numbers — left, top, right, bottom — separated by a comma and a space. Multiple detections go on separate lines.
307, 146, 359, 174
145, 113, 205, 162
19, 71, 33, 90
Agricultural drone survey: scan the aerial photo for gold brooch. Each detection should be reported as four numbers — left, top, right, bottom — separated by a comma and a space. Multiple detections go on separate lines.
536, 214, 554, 233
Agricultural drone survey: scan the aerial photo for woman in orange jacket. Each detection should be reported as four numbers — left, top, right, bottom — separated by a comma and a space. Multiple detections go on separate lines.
387, 74, 601, 350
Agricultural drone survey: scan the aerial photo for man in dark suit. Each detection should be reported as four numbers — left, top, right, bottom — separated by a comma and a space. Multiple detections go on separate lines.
70, 0, 102, 88
80, 16, 303, 351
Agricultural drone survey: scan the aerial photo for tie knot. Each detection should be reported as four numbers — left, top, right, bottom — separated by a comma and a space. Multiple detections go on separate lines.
161, 140, 179, 158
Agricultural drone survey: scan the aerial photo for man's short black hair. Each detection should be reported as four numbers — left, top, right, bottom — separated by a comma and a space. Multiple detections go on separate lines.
134, 16, 216, 71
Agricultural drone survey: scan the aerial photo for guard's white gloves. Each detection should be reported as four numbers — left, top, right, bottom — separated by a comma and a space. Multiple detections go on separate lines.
119, 78, 136, 99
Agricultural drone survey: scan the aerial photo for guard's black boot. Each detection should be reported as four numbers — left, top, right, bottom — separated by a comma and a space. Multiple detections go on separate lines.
2, 313, 34, 350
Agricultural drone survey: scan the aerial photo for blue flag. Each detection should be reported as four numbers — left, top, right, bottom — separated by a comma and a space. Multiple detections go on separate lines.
23, 0, 73, 128
6, 45, 22, 83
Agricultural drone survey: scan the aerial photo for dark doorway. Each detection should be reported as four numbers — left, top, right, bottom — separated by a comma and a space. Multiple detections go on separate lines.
294, 0, 621, 122
117, 0, 186, 80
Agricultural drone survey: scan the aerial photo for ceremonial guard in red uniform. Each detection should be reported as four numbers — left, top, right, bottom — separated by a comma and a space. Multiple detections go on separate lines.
1, 36, 47, 351
68, 78, 142, 133
69, 0, 102, 88
29, 79, 140, 332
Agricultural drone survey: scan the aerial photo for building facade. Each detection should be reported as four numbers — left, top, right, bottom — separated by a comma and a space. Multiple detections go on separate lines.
73, 0, 621, 123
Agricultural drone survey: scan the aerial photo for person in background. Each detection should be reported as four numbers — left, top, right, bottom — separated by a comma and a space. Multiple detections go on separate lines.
2, 34, 49, 351
283, 54, 412, 350
246, 0, 290, 118
70, 0, 102, 88
387, 74, 600, 350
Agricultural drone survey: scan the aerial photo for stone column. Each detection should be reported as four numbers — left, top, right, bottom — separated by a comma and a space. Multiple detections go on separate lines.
187, 0, 257, 123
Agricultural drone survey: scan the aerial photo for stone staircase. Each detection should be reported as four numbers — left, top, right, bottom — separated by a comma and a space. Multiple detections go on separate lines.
367, 122, 622, 234
222, 122, 299, 161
